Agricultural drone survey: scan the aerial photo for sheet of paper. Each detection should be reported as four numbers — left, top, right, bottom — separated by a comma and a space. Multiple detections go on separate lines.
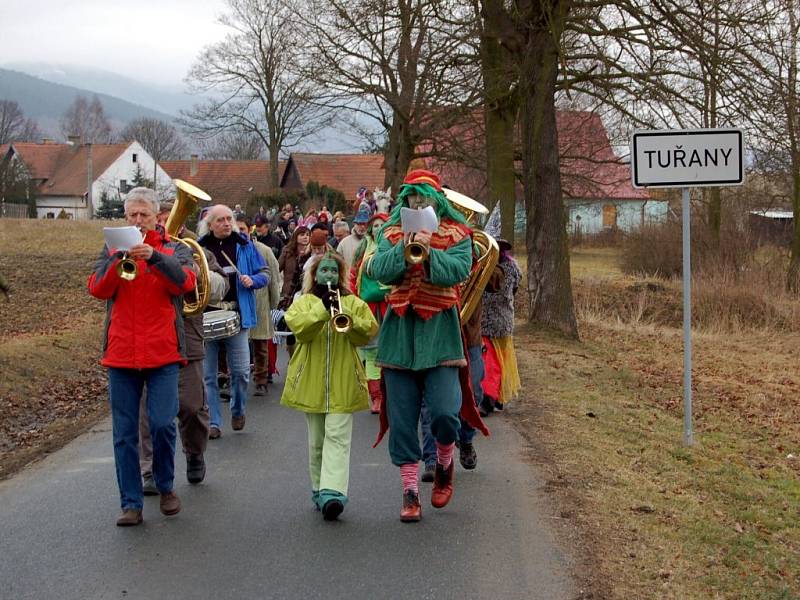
400, 206, 439, 233
103, 226, 143, 251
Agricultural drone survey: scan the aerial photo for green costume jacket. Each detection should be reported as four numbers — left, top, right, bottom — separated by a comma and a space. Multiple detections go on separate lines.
367, 233, 473, 370
281, 293, 378, 414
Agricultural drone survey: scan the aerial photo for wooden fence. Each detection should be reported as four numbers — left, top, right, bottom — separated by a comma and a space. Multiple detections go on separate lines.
0, 203, 31, 218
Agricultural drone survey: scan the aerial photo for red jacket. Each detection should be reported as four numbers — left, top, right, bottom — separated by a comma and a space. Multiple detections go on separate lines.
88, 228, 197, 369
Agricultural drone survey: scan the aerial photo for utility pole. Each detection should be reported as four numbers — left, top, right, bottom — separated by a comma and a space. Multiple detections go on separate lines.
86, 143, 93, 219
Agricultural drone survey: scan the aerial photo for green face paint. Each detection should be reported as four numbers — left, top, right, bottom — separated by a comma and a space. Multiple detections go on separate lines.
315, 257, 339, 286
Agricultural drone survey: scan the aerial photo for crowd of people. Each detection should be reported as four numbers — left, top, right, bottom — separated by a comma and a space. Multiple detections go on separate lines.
88, 171, 521, 526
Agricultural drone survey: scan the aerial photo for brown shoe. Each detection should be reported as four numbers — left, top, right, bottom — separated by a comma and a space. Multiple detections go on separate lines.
400, 490, 422, 522
160, 491, 181, 516
431, 462, 455, 508
232, 415, 246, 431
209, 426, 221, 440
116, 509, 143, 527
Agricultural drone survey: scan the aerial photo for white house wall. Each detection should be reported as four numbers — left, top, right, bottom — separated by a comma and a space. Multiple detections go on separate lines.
568, 200, 668, 235
92, 142, 175, 214
36, 195, 89, 219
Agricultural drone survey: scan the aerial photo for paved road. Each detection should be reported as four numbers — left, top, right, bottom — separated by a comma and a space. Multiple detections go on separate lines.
0, 356, 576, 600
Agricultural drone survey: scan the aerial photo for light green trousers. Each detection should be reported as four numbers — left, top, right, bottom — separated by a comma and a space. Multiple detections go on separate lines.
305, 413, 354, 498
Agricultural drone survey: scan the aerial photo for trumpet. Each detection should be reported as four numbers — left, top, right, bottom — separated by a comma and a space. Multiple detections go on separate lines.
116, 227, 143, 281
404, 233, 429, 264
326, 282, 352, 334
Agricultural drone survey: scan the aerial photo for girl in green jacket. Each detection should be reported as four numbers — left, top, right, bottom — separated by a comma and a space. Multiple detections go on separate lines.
281, 251, 378, 520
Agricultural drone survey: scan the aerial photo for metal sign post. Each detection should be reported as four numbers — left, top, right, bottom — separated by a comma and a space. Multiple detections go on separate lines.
631, 128, 745, 447
681, 187, 693, 446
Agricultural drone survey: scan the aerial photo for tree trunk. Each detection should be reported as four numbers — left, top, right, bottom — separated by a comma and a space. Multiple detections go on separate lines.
384, 111, 414, 194
520, 11, 578, 339
481, 0, 519, 242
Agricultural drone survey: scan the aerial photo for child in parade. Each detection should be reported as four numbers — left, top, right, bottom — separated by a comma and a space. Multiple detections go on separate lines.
281, 252, 378, 521
366, 169, 488, 522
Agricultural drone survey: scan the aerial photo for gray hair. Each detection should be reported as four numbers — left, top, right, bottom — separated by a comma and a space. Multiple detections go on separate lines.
333, 221, 350, 233
124, 187, 160, 214
205, 204, 234, 223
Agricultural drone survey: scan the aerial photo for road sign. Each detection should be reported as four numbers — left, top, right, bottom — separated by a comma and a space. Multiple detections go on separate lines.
631, 128, 744, 188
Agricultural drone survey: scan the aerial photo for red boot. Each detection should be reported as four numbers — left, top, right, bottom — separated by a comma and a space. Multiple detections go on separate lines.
367, 379, 382, 414
431, 461, 455, 508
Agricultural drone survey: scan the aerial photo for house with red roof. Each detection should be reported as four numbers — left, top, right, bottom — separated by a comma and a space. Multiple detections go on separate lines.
1, 140, 173, 219
280, 153, 386, 205
421, 110, 664, 234
160, 156, 286, 213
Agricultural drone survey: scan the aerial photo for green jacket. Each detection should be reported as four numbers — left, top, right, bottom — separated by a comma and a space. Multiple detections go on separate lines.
367, 234, 473, 370
280, 293, 378, 414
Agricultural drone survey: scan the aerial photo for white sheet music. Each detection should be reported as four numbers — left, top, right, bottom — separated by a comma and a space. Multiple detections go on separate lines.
400, 206, 438, 233
103, 226, 143, 251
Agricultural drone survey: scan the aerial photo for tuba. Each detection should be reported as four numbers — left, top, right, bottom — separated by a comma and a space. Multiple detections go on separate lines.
442, 188, 500, 322
166, 179, 212, 316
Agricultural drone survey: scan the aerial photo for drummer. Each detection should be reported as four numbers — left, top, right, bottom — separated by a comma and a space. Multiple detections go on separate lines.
198, 204, 270, 439
138, 204, 230, 492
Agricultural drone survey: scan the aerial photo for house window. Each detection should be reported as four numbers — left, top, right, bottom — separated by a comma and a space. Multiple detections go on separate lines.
46, 212, 55, 219
602, 204, 617, 229
120, 179, 129, 194
132, 153, 138, 163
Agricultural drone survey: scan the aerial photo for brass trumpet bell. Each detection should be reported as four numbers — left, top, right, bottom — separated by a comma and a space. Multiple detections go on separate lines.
117, 256, 138, 281
404, 239, 428, 264
326, 282, 351, 334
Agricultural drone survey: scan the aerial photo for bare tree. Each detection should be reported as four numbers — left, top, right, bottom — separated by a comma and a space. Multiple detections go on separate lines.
0, 100, 41, 144
181, 0, 329, 188
60, 95, 113, 143
297, 0, 483, 192
119, 118, 187, 162
199, 128, 265, 159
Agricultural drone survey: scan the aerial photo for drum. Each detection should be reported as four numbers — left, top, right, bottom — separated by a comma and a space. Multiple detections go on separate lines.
202, 310, 241, 341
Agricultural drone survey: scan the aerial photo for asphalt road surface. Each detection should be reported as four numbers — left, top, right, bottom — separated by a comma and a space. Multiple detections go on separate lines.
0, 354, 576, 600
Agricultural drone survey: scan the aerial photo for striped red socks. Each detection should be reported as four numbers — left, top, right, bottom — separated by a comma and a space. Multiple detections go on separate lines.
400, 463, 419, 493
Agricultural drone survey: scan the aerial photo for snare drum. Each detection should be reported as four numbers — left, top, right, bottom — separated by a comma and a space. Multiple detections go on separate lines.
202, 310, 241, 341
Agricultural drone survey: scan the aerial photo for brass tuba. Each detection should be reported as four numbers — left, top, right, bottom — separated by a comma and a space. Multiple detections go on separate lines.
442, 188, 500, 322
166, 179, 212, 316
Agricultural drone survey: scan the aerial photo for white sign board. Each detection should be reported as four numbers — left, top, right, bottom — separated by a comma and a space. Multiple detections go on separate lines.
631, 128, 744, 188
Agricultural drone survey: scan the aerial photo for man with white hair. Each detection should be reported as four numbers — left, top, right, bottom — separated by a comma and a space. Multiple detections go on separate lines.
88, 187, 197, 526
198, 204, 270, 438
330, 221, 350, 249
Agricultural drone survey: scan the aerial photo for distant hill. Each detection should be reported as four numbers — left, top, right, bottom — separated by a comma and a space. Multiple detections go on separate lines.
3, 62, 196, 116
0, 68, 182, 137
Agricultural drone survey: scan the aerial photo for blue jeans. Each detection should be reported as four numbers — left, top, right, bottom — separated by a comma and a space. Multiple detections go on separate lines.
204, 328, 250, 429
108, 364, 179, 510
420, 402, 436, 466
459, 344, 484, 445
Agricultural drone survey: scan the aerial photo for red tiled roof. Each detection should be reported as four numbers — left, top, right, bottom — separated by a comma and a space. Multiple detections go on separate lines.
10, 142, 129, 196
421, 110, 648, 203
160, 160, 285, 211
281, 153, 386, 198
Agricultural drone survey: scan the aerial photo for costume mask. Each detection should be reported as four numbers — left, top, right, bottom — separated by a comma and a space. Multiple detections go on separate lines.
315, 257, 339, 286
406, 194, 434, 211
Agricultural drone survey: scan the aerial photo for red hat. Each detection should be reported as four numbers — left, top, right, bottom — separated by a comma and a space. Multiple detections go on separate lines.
310, 228, 328, 247
367, 212, 389, 228
403, 169, 442, 191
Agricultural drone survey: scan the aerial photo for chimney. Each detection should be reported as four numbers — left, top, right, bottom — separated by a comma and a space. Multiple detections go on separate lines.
67, 135, 81, 145
190, 154, 199, 177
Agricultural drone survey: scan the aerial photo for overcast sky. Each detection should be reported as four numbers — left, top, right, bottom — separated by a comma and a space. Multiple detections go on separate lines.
0, 0, 228, 86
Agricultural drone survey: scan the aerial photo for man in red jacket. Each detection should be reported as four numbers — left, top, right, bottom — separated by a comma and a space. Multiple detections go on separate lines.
88, 187, 197, 527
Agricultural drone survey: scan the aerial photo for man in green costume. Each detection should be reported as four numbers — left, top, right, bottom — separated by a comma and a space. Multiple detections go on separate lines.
366, 169, 486, 522
281, 252, 378, 520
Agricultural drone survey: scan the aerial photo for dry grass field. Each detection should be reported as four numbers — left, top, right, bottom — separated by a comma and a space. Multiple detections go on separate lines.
511, 246, 800, 599
0, 219, 109, 478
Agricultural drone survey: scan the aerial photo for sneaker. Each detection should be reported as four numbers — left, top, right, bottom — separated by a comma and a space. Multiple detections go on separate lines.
232, 415, 246, 431
116, 509, 143, 527
208, 427, 222, 440
431, 462, 455, 508
322, 499, 344, 521
421, 463, 436, 483
400, 489, 422, 522
160, 491, 181, 516
142, 474, 158, 496
186, 454, 206, 484
459, 442, 477, 470
254, 384, 267, 397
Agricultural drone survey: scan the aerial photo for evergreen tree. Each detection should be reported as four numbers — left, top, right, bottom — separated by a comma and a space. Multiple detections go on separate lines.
95, 189, 124, 219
